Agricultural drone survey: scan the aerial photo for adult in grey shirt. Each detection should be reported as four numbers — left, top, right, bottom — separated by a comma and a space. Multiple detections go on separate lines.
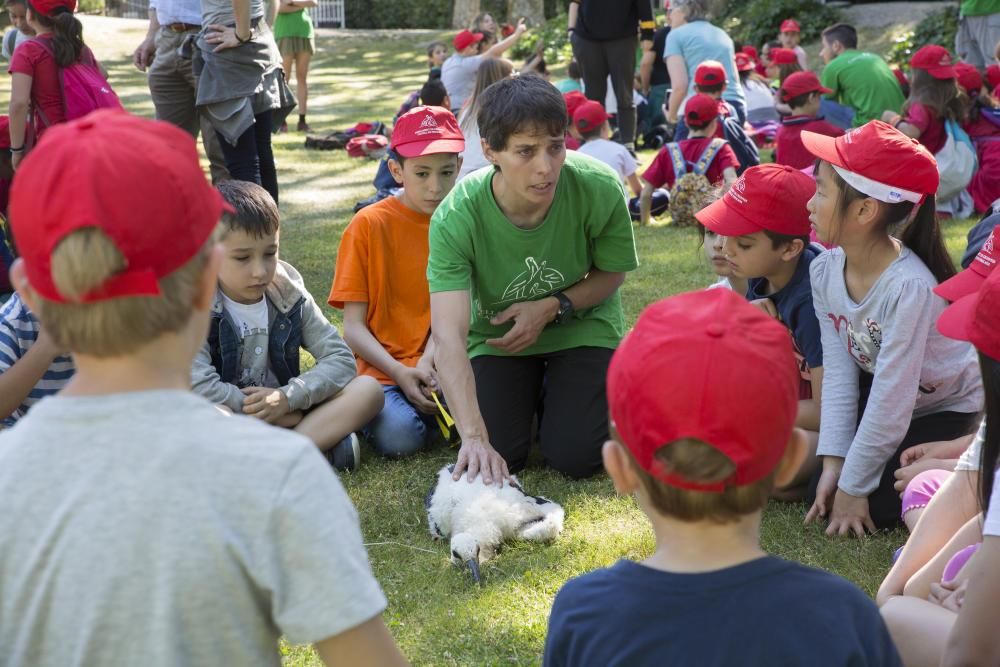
809, 246, 983, 530
132, 0, 229, 182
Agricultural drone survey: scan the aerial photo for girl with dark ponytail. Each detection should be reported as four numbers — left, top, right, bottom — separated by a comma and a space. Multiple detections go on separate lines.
801, 120, 983, 537
7, 0, 102, 167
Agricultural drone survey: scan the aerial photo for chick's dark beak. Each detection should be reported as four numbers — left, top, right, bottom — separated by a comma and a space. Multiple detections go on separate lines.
466, 558, 482, 585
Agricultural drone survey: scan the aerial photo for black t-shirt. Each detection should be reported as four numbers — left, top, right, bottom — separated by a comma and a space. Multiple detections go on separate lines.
543, 557, 902, 667
574, 0, 654, 42
651, 26, 671, 87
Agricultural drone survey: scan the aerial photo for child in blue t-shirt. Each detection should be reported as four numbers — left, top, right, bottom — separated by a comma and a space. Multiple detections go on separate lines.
696, 164, 823, 495
542, 289, 900, 667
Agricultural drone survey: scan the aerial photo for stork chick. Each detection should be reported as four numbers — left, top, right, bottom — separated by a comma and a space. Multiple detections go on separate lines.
426, 464, 565, 584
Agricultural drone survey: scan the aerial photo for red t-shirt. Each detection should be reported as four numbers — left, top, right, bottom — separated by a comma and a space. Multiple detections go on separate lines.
641, 137, 739, 189
9, 35, 65, 136
904, 102, 946, 155
775, 116, 845, 170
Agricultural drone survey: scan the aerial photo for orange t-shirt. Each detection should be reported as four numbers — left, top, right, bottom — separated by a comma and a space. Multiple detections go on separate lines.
329, 196, 431, 385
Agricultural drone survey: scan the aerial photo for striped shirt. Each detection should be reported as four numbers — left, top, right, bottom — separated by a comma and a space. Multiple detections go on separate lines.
0, 294, 74, 425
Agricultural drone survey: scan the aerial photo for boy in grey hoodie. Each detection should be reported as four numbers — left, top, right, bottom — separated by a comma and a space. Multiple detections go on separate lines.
191, 180, 384, 471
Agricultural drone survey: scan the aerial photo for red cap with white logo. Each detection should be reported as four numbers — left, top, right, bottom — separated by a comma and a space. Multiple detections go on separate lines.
695, 164, 815, 237
937, 260, 1000, 362
801, 120, 938, 206
935, 225, 1000, 302
390, 106, 465, 158
910, 45, 955, 80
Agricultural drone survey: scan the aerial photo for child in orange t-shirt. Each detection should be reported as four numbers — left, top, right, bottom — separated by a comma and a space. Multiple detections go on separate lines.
329, 106, 465, 458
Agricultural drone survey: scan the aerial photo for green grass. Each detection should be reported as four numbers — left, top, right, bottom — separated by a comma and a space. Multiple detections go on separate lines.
46, 17, 981, 665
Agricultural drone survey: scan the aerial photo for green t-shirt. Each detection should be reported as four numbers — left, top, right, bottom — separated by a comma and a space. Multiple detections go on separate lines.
427, 152, 639, 358
820, 50, 904, 127
273, 8, 313, 40
961, 0, 1000, 17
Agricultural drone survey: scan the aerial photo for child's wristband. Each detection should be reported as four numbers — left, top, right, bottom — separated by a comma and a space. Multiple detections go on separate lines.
9, 146, 24, 153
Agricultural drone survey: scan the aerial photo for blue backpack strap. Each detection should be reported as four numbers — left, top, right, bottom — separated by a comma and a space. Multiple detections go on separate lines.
665, 142, 686, 179
692, 138, 725, 176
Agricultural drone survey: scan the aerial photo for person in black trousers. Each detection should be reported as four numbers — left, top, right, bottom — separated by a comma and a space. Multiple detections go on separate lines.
568, 0, 654, 151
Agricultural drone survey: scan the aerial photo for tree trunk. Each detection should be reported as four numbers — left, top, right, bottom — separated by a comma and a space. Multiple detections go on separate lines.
453, 0, 481, 29
508, 0, 545, 26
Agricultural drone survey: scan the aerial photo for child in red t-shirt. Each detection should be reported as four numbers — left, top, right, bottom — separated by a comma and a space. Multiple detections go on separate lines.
884, 45, 962, 156
638, 94, 739, 226
956, 62, 1000, 214
775, 71, 844, 170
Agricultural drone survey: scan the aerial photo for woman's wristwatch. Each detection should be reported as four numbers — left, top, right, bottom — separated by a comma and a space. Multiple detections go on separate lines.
552, 291, 574, 324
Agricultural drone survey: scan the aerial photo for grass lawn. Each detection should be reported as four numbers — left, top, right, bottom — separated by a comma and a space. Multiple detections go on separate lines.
29, 16, 980, 665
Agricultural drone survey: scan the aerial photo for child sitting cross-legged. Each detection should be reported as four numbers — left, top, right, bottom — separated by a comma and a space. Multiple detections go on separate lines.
775, 71, 845, 170
638, 93, 739, 226
572, 100, 642, 198
192, 180, 384, 472
696, 164, 823, 496
542, 289, 902, 667
330, 106, 465, 459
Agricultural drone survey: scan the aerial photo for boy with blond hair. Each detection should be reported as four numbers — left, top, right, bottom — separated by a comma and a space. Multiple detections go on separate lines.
0, 112, 407, 666
330, 106, 465, 458
543, 289, 900, 666
192, 179, 383, 472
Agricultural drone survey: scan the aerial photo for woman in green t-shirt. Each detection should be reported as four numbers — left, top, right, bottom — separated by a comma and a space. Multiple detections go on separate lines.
271, 0, 316, 132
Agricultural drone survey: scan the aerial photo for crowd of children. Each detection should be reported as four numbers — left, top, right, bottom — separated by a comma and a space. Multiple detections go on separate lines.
4, 0, 1000, 664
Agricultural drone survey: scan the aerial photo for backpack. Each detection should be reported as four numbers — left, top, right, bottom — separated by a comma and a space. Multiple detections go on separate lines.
665, 138, 725, 227
346, 134, 389, 159
33, 38, 124, 128
936, 118, 977, 202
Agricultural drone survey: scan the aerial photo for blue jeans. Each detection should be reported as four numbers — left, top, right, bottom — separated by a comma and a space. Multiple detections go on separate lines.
819, 99, 856, 130
365, 385, 436, 459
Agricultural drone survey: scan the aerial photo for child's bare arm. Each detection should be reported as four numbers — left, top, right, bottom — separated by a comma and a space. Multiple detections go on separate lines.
639, 180, 654, 226
0, 329, 63, 421
796, 366, 823, 431
626, 172, 643, 198
722, 167, 738, 189
342, 302, 436, 412
483, 18, 526, 58
942, 536, 1000, 667
314, 615, 409, 667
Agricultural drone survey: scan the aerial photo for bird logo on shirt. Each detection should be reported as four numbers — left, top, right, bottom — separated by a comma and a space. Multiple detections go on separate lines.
499, 257, 565, 303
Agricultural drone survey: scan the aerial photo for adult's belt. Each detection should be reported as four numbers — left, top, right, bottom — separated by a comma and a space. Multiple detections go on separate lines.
166, 22, 200, 32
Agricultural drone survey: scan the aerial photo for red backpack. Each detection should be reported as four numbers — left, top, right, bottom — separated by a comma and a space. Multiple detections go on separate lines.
33, 38, 124, 128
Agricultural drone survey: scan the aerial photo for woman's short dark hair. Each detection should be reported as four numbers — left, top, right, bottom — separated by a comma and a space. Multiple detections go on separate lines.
477, 74, 568, 151
822, 23, 858, 50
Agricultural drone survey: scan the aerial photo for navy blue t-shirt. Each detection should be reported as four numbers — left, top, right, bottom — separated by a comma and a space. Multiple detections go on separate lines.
747, 244, 823, 375
543, 557, 901, 667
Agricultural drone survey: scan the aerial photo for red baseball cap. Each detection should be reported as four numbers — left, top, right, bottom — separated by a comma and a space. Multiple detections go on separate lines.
734, 52, 754, 72
453, 30, 484, 51
696, 164, 815, 237
954, 62, 983, 95
742, 45, 759, 60
910, 45, 955, 79
563, 91, 588, 121
935, 225, 1000, 302
780, 18, 801, 33
937, 261, 1000, 362
30, 0, 75, 16
768, 48, 797, 65
390, 106, 464, 158
780, 71, 832, 102
801, 120, 938, 204
572, 100, 608, 133
694, 60, 726, 87
987, 64, 1000, 91
608, 289, 799, 492
0, 116, 10, 150
685, 93, 719, 128
9, 110, 230, 304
